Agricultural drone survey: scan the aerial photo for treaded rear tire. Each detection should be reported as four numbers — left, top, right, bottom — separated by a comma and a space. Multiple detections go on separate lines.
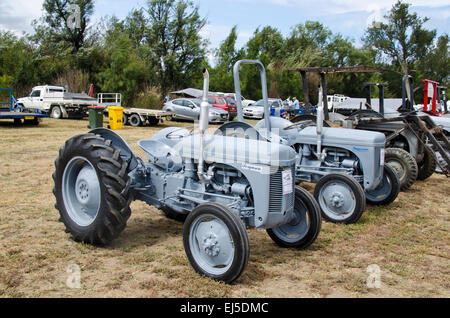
53, 133, 132, 245
417, 145, 437, 181
385, 148, 418, 191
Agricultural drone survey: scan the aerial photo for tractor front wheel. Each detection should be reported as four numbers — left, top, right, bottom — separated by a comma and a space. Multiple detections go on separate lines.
183, 203, 249, 284
365, 165, 400, 206
314, 173, 366, 224
53, 133, 132, 245
267, 187, 322, 249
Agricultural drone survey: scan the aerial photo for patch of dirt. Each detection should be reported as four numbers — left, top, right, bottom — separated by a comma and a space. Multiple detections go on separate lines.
0, 118, 448, 298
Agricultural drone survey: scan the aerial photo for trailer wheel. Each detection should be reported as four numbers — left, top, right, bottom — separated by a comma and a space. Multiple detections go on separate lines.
365, 165, 400, 206
129, 114, 142, 127
51, 106, 62, 119
123, 113, 128, 126
24, 118, 40, 126
417, 145, 437, 181
53, 133, 132, 245
385, 148, 418, 191
148, 117, 160, 126
184, 203, 249, 284
314, 173, 366, 224
267, 187, 322, 249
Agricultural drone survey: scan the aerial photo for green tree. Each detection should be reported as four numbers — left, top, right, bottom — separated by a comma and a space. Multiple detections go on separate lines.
363, 1, 436, 99
98, 34, 147, 106
41, 0, 95, 53
418, 34, 449, 85
146, 0, 208, 93
210, 26, 243, 93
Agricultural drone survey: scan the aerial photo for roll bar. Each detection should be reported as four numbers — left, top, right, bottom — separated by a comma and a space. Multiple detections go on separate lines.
233, 60, 271, 132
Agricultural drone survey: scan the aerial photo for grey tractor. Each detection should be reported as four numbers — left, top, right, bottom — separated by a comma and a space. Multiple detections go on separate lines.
53, 69, 322, 283
216, 60, 400, 225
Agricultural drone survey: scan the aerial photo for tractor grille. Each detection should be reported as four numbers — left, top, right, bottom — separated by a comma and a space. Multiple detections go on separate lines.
269, 170, 283, 213
269, 168, 295, 214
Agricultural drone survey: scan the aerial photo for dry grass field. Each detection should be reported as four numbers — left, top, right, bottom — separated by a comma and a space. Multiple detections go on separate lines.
0, 117, 449, 298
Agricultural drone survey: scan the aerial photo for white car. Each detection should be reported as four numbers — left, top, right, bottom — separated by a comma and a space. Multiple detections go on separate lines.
218, 93, 255, 108
243, 99, 283, 119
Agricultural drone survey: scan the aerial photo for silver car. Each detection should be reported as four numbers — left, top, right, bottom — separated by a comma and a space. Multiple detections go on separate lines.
163, 98, 229, 123
243, 99, 283, 119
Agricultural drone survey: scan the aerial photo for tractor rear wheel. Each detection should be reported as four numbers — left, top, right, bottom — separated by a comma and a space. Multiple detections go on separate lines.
183, 203, 249, 284
365, 165, 400, 206
314, 173, 366, 224
53, 133, 132, 245
267, 187, 322, 249
417, 145, 437, 181
385, 148, 418, 191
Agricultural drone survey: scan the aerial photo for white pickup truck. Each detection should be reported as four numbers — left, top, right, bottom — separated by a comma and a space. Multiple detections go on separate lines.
17, 85, 97, 119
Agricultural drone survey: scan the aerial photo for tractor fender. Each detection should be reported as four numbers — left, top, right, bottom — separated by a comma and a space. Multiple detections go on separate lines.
89, 128, 139, 171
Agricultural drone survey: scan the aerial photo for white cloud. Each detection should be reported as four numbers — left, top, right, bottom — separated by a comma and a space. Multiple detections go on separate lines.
0, 0, 44, 34
200, 24, 253, 65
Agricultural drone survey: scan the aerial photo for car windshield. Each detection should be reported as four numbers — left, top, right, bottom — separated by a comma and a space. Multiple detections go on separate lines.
252, 100, 265, 107
253, 100, 276, 107
191, 99, 201, 107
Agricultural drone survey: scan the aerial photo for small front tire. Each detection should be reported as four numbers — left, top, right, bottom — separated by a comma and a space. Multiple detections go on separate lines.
365, 165, 400, 206
183, 203, 249, 284
314, 173, 366, 224
267, 187, 322, 249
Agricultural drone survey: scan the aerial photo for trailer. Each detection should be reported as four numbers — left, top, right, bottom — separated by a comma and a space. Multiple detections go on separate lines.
0, 88, 49, 125
122, 108, 174, 127
97, 93, 174, 127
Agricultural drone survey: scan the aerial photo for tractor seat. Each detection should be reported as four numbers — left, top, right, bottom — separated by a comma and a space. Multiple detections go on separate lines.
138, 139, 183, 173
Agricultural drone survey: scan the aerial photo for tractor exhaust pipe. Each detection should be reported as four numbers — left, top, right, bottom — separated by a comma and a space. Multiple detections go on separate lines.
317, 86, 325, 162
198, 68, 213, 184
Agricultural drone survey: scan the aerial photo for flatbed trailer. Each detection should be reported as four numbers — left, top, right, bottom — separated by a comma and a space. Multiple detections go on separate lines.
122, 108, 174, 127
0, 88, 49, 125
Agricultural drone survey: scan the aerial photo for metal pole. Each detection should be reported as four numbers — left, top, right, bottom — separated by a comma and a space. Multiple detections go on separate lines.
379, 84, 385, 116
233, 60, 271, 132
300, 71, 311, 114
365, 85, 372, 109
320, 73, 329, 120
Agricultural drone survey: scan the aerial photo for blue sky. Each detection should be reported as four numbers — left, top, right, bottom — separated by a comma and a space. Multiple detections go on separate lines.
1, 0, 449, 55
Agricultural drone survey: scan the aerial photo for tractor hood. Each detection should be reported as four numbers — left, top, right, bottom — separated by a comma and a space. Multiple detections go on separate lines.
173, 133, 297, 167
255, 117, 386, 148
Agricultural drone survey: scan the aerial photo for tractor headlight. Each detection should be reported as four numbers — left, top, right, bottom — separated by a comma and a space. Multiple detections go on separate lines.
380, 148, 385, 166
